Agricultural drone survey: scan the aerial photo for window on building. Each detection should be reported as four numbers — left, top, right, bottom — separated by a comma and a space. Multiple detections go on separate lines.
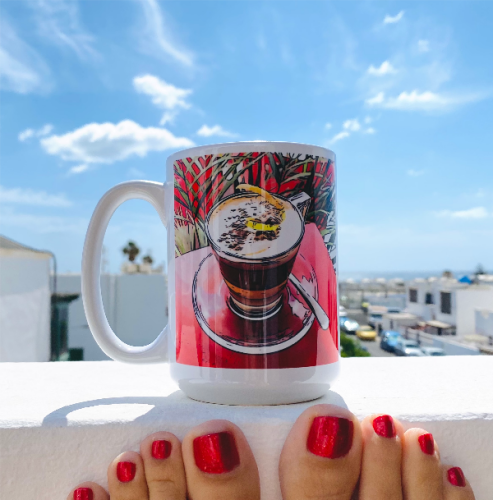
440, 292, 452, 314
425, 293, 434, 305
409, 288, 418, 303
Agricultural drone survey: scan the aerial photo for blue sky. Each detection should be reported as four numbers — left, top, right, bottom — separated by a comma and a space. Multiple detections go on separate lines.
1, 0, 492, 274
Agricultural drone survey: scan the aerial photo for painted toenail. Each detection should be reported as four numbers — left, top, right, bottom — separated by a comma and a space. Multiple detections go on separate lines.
307, 416, 354, 458
73, 488, 93, 500
447, 467, 466, 487
418, 433, 435, 455
193, 431, 240, 474
116, 461, 136, 482
372, 415, 396, 438
152, 439, 172, 459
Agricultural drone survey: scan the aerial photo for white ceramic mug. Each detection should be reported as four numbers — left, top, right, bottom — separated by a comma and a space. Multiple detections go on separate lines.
82, 141, 339, 404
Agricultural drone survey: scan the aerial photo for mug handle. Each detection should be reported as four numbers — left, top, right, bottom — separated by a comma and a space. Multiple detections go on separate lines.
82, 181, 168, 363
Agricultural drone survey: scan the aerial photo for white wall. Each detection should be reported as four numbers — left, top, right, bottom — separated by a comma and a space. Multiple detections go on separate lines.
476, 309, 493, 337
57, 273, 168, 360
406, 329, 480, 356
455, 288, 493, 337
0, 256, 51, 361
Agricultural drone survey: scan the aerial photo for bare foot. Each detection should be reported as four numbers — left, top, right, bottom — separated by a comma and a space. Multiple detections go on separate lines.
69, 409, 475, 500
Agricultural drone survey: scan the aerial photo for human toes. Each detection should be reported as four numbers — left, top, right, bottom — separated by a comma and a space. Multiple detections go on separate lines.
443, 466, 476, 500
359, 414, 405, 499
139, 432, 186, 500
279, 404, 362, 500
402, 428, 443, 500
108, 450, 148, 500
68, 482, 108, 500
181, 419, 260, 500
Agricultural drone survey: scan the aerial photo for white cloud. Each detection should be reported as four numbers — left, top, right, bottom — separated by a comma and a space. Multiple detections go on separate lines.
407, 169, 425, 177
0, 185, 72, 207
418, 40, 430, 53
329, 131, 350, 144
384, 11, 404, 24
0, 18, 52, 94
68, 164, 89, 175
343, 119, 361, 132
197, 124, 236, 138
364, 127, 376, 134
18, 124, 53, 142
40, 120, 194, 164
325, 123, 332, 129
364, 116, 372, 124
367, 61, 397, 76
365, 90, 484, 112
436, 207, 489, 219
30, 0, 98, 61
138, 0, 193, 67
133, 75, 192, 125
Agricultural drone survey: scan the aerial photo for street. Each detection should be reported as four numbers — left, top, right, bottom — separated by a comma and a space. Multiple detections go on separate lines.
344, 309, 394, 357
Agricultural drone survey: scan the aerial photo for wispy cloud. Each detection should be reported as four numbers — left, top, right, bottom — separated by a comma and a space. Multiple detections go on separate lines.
364, 127, 376, 134
0, 185, 72, 207
197, 125, 237, 138
329, 131, 350, 144
0, 18, 52, 94
418, 40, 430, 53
133, 75, 192, 125
407, 169, 425, 177
67, 164, 89, 176
30, 0, 98, 61
325, 123, 332, 130
138, 0, 193, 67
41, 120, 194, 165
384, 11, 404, 24
365, 90, 485, 112
18, 124, 53, 142
342, 119, 361, 132
436, 207, 489, 219
367, 61, 397, 76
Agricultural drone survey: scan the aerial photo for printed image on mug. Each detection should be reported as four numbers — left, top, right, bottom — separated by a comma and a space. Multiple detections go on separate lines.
174, 151, 338, 368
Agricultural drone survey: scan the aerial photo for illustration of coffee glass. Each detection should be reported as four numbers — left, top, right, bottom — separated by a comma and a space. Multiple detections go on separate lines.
82, 142, 339, 404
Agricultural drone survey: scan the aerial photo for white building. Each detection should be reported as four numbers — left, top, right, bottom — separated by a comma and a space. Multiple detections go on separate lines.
57, 273, 168, 361
0, 236, 52, 362
475, 309, 493, 342
406, 276, 493, 338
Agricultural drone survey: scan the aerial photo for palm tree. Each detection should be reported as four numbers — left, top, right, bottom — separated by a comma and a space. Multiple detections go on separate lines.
123, 241, 140, 262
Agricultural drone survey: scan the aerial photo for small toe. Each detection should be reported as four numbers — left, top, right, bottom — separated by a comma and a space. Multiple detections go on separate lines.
108, 450, 148, 500
443, 466, 476, 500
279, 404, 362, 500
359, 414, 404, 500
140, 431, 186, 500
402, 428, 443, 500
68, 482, 108, 500
182, 419, 260, 500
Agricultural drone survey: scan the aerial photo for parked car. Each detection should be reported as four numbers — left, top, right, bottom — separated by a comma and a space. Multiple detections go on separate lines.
356, 325, 377, 341
380, 331, 402, 352
341, 318, 359, 334
421, 347, 446, 356
394, 339, 424, 356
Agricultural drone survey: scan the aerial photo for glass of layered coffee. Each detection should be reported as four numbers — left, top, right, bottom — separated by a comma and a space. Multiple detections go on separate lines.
205, 187, 306, 320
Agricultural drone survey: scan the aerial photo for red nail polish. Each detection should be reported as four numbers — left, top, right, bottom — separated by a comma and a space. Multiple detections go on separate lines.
307, 416, 354, 458
448, 467, 466, 487
418, 433, 435, 455
372, 415, 396, 438
193, 431, 240, 474
152, 440, 172, 459
116, 461, 136, 482
73, 488, 93, 500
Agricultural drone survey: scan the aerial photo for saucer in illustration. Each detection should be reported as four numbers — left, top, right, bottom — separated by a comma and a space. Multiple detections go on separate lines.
192, 252, 319, 354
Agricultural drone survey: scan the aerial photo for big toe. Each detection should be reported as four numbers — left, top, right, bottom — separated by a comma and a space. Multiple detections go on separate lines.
279, 404, 362, 500
182, 419, 260, 500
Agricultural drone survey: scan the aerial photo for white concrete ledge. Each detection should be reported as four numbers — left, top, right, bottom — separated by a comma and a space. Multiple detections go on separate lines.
1, 357, 492, 500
